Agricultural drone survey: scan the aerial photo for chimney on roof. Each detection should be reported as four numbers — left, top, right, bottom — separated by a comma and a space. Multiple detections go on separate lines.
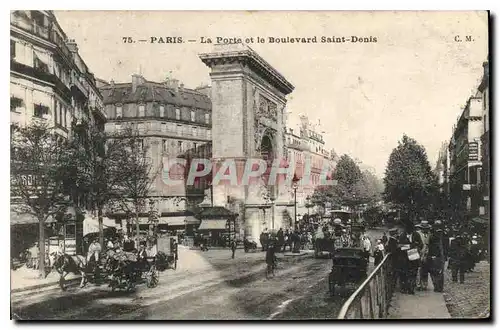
132, 74, 145, 93
483, 61, 489, 79
66, 39, 78, 53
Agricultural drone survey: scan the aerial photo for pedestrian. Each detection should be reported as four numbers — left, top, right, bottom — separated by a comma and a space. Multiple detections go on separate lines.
362, 235, 372, 262
449, 231, 468, 283
374, 239, 385, 266
398, 222, 423, 294
231, 240, 237, 259
259, 231, 266, 252
381, 232, 388, 246
387, 228, 400, 289
265, 240, 277, 278
416, 220, 431, 290
427, 222, 445, 292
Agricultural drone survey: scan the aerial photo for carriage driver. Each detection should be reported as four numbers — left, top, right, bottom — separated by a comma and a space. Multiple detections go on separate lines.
87, 238, 102, 265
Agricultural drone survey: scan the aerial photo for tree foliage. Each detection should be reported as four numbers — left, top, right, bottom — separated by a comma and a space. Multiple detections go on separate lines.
383, 134, 439, 222
10, 122, 72, 278
66, 124, 141, 245
311, 154, 382, 208
105, 128, 159, 238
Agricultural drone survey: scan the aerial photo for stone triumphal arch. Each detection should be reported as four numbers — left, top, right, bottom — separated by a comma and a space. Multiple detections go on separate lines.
199, 44, 296, 244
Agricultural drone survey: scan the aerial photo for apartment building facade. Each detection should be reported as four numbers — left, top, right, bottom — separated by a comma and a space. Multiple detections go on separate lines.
10, 10, 106, 255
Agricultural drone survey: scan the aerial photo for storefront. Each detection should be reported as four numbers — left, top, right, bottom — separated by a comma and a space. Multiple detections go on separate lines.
11, 206, 84, 257
194, 206, 238, 247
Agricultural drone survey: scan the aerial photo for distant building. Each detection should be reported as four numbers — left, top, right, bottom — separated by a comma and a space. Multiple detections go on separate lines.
448, 87, 484, 221
284, 115, 336, 215
98, 75, 212, 232
478, 61, 490, 219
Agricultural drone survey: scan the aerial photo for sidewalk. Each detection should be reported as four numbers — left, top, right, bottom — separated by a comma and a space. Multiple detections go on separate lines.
443, 261, 490, 318
11, 266, 80, 293
387, 281, 451, 319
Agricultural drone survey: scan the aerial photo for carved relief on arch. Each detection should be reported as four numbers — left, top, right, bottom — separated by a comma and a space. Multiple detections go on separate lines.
256, 93, 277, 123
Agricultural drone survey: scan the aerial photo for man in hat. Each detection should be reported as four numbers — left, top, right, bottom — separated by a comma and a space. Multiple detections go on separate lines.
398, 222, 423, 294
449, 230, 468, 283
427, 221, 445, 292
416, 220, 431, 290
387, 228, 400, 289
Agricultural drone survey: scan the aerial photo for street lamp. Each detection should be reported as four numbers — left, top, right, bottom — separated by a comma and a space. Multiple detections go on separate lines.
292, 174, 300, 231
270, 195, 276, 230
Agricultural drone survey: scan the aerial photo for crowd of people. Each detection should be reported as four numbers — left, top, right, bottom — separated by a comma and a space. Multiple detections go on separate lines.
376, 219, 487, 294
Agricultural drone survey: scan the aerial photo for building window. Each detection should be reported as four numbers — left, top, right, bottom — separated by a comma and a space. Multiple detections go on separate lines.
115, 123, 121, 130
137, 139, 144, 151
33, 103, 49, 118
138, 123, 145, 131
163, 139, 167, 152
177, 124, 182, 134
59, 104, 63, 126
160, 105, 165, 117
10, 96, 23, 112
176, 108, 181, 120
191, 110, 195, 122
139, 105, 145, 117
193, 142, 197, 150
178, 141, 183, 153
10, 40, 16, 60
116, 106, 123, 118
161, 122, 167, 132
205, 113, 210, 124
192, 126, 197, 136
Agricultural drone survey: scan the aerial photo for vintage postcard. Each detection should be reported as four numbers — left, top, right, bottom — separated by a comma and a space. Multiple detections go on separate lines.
10, 10, 490, 320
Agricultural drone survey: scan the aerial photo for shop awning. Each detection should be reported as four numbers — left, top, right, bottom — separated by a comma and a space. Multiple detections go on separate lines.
198, 219, 228, 230
11, 212, 56, 225
135, 216, 200, 226
184, 216, 200, 225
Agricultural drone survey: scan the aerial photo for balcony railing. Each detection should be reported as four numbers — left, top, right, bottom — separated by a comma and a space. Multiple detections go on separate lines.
71, 76, 89, 98
11, 60, 72, 102
11, 15, 49, 40
337, 253, 394, 319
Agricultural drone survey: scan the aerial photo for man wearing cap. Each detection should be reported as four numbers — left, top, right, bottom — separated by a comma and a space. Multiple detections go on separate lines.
416, 220, 431, 291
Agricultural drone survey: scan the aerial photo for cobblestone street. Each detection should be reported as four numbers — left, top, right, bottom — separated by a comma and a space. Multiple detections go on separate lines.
443, 261, 490, 318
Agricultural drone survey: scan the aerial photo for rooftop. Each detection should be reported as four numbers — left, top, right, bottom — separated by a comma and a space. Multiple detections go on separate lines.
98, 79, 212, 110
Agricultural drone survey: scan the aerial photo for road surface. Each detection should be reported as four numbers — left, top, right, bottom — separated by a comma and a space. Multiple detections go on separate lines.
11, 229, 384, 320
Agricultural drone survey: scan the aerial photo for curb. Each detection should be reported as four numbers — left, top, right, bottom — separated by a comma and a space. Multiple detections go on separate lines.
11, 277, 81, 294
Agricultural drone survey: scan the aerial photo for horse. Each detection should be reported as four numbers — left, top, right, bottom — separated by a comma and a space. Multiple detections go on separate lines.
52, 253, 100, 290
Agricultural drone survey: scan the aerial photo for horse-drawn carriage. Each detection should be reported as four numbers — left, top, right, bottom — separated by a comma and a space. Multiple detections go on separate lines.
328, 247, 368, 295
53, 234, 178, 291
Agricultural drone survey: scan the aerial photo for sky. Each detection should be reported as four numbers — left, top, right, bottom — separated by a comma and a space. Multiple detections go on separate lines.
54, 11, 489, 177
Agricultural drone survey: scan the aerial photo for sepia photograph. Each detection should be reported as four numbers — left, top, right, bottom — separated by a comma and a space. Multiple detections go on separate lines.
9, 10, 490, 320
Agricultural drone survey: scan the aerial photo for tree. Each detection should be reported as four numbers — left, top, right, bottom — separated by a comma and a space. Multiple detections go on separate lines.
311, 154, 369, 208
66, 123, 134, 247
383, 134, 439, 222
109, 129, 159, 242
10, 122, 72, 278
359, 170, 384, 204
